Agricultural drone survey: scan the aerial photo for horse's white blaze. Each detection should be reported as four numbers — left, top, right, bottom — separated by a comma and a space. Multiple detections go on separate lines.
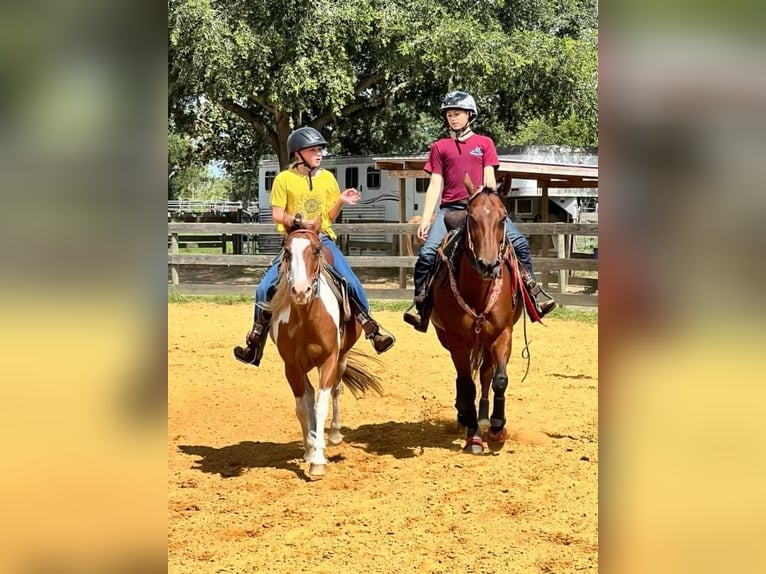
310, 387, 332, 465
289, 237, 312, 294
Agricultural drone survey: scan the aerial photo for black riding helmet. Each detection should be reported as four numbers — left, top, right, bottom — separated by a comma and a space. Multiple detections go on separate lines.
287, 126, 328, 190
287, 126, 327, 156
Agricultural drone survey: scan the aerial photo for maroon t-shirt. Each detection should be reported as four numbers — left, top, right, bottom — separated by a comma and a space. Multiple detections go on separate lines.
423, 134, 499, 206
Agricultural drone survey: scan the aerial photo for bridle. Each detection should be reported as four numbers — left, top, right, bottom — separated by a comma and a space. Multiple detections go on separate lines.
438, 189, 512, 334
282, 229, 323, 298
464, 189, 510, 273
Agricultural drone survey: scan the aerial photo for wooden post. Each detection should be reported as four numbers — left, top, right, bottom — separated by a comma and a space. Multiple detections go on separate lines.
398, 177, 407, 289
540, 180, 550, 289
557, 233, 567, 294
170, 233, 180, 286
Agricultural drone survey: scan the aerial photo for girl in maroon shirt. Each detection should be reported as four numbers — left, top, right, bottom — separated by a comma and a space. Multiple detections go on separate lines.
404, 91, 556, 331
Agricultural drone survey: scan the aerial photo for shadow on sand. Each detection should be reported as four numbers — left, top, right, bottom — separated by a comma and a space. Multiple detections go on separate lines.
178, 419, 468, 480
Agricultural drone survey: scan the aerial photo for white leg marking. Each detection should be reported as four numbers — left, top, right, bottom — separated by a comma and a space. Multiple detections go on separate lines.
310, 387, 332, 466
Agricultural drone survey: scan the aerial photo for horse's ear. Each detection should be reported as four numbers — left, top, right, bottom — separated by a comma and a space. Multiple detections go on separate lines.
308, 218, 322, 233
464, 172, 479, 196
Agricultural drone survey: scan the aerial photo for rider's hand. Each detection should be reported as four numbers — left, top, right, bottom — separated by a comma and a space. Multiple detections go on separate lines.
417, 219, 431, 241
340, 188, 361, 205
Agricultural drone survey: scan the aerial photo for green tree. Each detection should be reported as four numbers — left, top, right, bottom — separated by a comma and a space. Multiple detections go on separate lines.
169, 0, 598, 168
169, 0, 523, 167
168, 121, 206, 200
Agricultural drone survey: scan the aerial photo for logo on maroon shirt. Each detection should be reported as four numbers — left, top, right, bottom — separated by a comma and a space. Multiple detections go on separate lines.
469, 146, 483, 156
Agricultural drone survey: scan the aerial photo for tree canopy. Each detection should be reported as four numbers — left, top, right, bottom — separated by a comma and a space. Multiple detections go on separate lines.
169, 0, 597, 195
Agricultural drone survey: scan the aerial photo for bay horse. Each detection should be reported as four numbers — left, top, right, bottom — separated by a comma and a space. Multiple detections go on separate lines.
430, 177, 524, 454
260, 221, 383, 478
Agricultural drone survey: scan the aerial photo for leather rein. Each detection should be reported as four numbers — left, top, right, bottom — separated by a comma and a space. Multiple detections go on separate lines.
438, 190, 512, 334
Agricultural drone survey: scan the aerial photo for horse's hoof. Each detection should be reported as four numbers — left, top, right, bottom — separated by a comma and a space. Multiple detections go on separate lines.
478, 418, 491, 434
308, 464, 326, 479
462, 437, 484, 455
487, 427, 508, 443
328, 432, 344, 446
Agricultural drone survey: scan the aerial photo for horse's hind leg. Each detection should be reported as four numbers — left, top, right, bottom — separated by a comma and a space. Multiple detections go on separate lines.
327, 357, 347, 445
328, 380, 344, 446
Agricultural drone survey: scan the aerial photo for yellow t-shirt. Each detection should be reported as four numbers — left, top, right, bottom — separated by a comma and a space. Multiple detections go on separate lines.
269, 167, 340, 240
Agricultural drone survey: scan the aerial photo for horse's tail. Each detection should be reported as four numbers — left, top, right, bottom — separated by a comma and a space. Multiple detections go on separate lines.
341, 348, 384, 399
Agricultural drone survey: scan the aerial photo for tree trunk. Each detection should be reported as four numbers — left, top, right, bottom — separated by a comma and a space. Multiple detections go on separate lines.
274, 114, 293, 170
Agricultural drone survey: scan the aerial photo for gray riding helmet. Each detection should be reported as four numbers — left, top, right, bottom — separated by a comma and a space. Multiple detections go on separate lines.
440, 91, 478, 122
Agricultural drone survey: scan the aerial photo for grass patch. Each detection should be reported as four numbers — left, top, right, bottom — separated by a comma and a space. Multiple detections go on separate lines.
369, 300, 411, 312
548, 306, 598, 324
168, 292, 252, 305
169, 293, 597, 323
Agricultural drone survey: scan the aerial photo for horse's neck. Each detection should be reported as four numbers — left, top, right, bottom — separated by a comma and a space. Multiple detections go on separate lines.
289, 275, 340, 323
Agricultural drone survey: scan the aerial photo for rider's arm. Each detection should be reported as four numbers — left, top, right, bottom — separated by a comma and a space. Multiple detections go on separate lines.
421, 173, 443, 220
328, 188, 360, 221
327, 197, 344, 222
272, 206, 296, 227
483, 166, 497, 190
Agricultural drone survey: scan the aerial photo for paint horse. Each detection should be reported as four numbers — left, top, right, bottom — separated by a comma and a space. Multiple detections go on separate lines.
260, 220, 383, 478
430, 177, 524, 454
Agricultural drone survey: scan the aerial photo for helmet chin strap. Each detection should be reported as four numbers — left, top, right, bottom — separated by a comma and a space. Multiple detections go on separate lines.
296, 151, 318, 190
449, 125, 474, 139
449, 122, 474, 154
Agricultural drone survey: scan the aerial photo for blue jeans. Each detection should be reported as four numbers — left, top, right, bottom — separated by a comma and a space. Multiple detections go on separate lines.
254, 234, 369, 320
412, 207, 533, 297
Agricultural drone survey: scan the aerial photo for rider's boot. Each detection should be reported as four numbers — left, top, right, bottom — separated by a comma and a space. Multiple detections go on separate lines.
521, 269, 556, 318
403, 290, 432, 333
233, 312, 272, 366
403, 256, 432, 332
352, 303, 395, 354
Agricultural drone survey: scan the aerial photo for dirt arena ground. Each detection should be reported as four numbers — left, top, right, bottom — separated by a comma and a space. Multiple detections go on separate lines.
169, 303, 598, 573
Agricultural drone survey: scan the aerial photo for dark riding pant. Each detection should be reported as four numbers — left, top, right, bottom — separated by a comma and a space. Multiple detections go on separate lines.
412, 209, 534, 297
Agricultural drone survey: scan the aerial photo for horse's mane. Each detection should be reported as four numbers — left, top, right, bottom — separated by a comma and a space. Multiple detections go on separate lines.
259, 264, 290, 315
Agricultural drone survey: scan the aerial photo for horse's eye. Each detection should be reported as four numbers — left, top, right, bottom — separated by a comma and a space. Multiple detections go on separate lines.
313, 247, 321, 256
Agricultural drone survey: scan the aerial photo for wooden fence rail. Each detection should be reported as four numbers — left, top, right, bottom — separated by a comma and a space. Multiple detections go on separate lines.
168, 222, 598, 307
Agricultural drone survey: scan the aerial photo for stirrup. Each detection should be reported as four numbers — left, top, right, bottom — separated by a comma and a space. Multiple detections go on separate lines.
233, 330, 266, 366
369, 327, 396, 354
233, 344, 263, 366
527, 283, 556, 318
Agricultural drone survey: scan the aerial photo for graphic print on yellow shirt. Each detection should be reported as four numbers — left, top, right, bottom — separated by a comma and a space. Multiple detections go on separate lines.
269, 168, 340, 240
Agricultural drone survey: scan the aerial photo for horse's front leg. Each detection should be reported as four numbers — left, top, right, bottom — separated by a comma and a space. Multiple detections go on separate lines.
449, 349, 483, 454
307, 356, 339, 479
487, 329, 513, 443
286, 365, 315, 462
478, 350, 494, 434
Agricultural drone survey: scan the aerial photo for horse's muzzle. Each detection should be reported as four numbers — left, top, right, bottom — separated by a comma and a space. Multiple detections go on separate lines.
475, 258, 501, 279
290, 284, 313, 304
